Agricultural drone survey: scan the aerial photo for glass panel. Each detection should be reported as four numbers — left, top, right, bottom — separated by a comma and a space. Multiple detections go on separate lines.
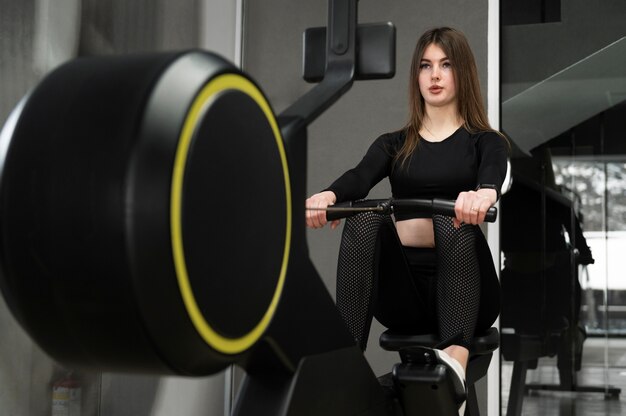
552, 160, 606, 335
555, 164, 626, 323
500, 0, 626, 413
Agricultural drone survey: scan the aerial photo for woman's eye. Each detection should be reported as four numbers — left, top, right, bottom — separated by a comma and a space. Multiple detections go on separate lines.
419, 63, 430, 69
442, 62, 452, 68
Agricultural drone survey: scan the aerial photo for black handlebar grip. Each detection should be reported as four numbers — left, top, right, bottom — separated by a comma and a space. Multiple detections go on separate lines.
431, 198, 498, 222
322, 198, 498, 222
325, 202, 353, 221
324, 200, 390, 221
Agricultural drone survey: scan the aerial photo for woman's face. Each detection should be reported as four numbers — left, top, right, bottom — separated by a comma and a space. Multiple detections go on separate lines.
418, 43, 457, 109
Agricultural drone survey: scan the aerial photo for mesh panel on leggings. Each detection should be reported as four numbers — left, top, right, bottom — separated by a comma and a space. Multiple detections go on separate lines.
433, 214, 481, 349
336, 212, 392, 351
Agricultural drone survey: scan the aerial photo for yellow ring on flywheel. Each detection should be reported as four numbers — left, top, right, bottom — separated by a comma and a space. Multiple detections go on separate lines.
170, 73, 291, 355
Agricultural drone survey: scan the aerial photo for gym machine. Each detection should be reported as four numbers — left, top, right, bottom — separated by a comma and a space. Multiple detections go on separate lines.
0, 1, 497, 415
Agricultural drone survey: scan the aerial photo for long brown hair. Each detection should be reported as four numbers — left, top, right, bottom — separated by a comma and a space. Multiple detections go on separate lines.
396, 27, 500, 167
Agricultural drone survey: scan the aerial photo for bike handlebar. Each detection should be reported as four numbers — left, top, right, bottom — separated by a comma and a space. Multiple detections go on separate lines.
325, 198, 498, 222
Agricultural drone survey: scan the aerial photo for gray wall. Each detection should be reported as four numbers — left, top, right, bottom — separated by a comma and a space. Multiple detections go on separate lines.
243, 0, 491, 376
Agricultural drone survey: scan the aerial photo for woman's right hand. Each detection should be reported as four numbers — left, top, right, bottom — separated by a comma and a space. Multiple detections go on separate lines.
305, 191, 341, 230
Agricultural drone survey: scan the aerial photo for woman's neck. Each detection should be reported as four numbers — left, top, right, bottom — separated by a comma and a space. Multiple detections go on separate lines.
421, 104, 463, 142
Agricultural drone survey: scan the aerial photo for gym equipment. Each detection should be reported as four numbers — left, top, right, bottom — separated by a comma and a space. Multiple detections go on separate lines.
0, 0, 393, 414
303, 22, 396, 82
322, 198, 497, 222
381, 329, 499, 416
0, 0, 496, 414
500, 160, 620, 416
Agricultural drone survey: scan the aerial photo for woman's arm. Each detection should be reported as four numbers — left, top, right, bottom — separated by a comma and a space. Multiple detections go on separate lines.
305, 132, 397, 229
325, 133, 396, 203
454, 132, 508, 227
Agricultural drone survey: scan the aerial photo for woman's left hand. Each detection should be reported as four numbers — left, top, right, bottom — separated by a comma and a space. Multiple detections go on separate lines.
453, 189, 497, 228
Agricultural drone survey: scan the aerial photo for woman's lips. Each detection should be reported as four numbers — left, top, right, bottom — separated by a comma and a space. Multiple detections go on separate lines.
429, 86, 442, 93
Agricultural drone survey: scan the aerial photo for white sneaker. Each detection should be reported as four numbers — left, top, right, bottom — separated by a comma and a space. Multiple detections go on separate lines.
433, 349, 466, 416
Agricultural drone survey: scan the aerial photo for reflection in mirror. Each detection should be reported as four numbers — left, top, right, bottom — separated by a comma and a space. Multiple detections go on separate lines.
500, 0, 626, 414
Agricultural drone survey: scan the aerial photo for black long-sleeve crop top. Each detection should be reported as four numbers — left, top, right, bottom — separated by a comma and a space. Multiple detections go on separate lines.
326, 127, 508, 221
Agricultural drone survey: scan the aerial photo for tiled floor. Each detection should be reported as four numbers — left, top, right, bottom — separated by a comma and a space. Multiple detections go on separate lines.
501, 338, 626, 415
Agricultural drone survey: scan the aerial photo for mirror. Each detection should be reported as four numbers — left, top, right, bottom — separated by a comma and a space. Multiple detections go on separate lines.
500, 1, 626, 414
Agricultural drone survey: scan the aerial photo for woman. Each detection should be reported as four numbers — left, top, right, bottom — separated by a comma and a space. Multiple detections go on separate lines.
306, 27, 508, 414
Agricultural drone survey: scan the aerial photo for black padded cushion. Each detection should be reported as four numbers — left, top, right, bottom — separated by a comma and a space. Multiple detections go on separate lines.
380, 327, 499, 356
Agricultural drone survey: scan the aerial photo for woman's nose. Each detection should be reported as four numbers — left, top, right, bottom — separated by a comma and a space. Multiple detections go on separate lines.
431, 66, 440, 81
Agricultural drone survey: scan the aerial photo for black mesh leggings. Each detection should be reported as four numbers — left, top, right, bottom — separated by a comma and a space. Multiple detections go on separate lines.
432, 214, 481, 349
336, 212, 492, 351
